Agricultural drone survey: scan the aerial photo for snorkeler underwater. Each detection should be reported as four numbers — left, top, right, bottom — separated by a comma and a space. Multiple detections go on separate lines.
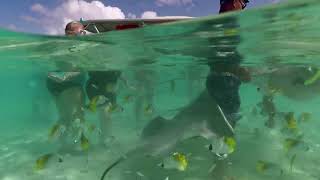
0, 0, 320, 179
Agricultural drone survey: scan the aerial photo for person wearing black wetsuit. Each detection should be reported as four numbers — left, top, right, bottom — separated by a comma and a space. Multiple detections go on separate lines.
206, 0, 251, 128
205, 0, 251, 177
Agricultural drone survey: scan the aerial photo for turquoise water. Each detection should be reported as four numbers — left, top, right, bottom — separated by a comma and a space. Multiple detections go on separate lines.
1, 0, 320, 179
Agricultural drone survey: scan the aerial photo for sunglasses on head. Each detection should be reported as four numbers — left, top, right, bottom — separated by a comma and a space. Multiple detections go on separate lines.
242, 0, 249, 8
66, 24, 90, 36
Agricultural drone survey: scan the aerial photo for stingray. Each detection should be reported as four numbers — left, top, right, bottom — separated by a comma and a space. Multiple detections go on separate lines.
100, 89, 234, 180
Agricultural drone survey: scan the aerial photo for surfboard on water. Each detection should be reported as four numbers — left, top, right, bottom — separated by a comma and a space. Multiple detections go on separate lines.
80, 17, 194, 33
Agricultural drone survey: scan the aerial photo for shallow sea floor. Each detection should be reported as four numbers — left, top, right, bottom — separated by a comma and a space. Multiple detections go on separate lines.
1, 84, 320, 180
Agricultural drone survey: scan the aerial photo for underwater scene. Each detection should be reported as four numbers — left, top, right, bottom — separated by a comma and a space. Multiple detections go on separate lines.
1, 0, 320, 180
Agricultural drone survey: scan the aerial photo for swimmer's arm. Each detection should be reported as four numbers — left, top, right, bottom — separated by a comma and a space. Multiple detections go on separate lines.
248, 67, 279, 77
63, 72, 83, 81
48, 72, 82, 83
48, 72, 65, 83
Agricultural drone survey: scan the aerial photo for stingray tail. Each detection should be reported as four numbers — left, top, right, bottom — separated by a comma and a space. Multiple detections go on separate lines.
216, 104, 235, 135
100, 144, 150, 180
100, 156, 126, 180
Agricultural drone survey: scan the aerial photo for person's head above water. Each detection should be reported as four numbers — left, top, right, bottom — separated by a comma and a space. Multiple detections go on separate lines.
219, 0, 249, 13
65, 21, 86, 36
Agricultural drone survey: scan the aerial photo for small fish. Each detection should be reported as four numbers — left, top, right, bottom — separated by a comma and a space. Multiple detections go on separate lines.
256, 160, 278, 174
87, 95, 110, 113
159, 152, 188, 171
267, 82, 282, 95
80, 132, 89, 151
284, 112, 298, 131
269, 88, 281, 95
298, 112, 311, 123
105, 103, 124, 113
144, 104, 153, 115
105, 83, 116, 93
206, 136, 236, 158
283, 137, 308, 153
87, 96, 99, 112
48, 124, 62, 140
173, 152, 188, 171
123, 94, 134, 103
256, 160, 268, 173
224, 136, 237, 154
283, 138, 300, 152
34, 153, 53, 171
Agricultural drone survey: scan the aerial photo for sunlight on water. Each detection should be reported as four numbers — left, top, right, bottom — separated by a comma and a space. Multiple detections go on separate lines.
0, 0, 320, 180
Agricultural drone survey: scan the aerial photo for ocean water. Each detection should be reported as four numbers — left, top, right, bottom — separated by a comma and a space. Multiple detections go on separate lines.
1, 0, 320, 180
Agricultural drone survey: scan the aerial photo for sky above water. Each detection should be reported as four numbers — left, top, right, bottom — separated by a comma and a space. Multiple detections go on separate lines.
0, 0, 281, 34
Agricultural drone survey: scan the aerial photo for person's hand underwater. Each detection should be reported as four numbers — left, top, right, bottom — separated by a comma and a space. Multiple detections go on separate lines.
236, 67, 251, 83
